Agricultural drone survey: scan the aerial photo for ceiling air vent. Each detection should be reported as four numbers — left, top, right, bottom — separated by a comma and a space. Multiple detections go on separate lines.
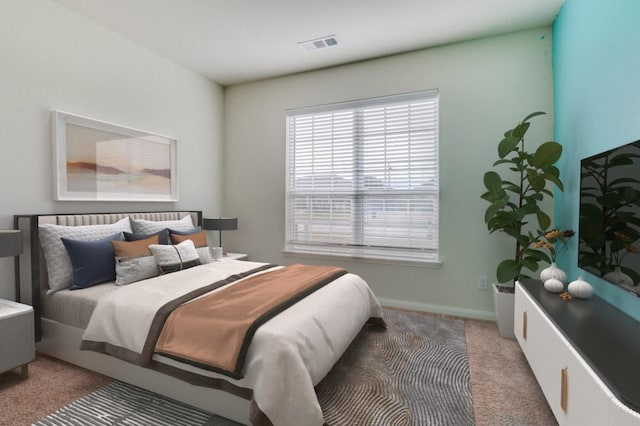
299, 35, 338, 52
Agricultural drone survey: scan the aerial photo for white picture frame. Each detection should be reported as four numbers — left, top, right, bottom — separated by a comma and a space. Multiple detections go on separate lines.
52, 111, 178, 202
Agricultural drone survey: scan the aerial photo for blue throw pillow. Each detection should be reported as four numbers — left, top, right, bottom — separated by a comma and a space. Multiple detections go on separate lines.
124, 229, 170, 245
168, 226, 202, 236
62, 233, 123, 290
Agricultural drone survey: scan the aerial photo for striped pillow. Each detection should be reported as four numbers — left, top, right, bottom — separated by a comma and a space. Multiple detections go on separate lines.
149, 239, 201, 274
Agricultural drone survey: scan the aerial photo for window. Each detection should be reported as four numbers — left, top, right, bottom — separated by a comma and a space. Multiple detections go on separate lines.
286, 90, 439, 263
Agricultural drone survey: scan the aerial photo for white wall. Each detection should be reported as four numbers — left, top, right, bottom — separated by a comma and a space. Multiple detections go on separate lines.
223, 28, 555, 319
0, 0, 224, 300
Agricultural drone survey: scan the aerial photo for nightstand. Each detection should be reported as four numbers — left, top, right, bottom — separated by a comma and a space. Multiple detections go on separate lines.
225, 252, 248, 260
0, 299, 35, 378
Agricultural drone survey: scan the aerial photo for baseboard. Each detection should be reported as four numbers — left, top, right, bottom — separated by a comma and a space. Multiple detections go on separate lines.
379, 297, 496, 321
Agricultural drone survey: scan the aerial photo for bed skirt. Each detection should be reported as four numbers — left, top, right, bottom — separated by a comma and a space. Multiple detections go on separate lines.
37, 318, 252, 425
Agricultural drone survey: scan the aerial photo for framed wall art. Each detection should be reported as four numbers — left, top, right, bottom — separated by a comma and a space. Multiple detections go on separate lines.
52, 111, 178, 202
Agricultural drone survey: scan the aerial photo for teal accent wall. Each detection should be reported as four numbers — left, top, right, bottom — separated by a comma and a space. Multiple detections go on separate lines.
553, 0, 640, 319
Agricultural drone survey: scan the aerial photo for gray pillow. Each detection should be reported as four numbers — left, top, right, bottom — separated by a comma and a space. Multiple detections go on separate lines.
112, 235, 160, 286
115, 256, 159, 286
39, 217, 132, 294
130, 215, 194, 234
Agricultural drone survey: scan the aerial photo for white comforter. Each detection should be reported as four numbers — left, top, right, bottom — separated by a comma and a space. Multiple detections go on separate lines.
81, 259, 383, 426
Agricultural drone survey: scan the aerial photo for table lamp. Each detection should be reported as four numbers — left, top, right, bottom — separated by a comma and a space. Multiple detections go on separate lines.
202, 217, 238, 249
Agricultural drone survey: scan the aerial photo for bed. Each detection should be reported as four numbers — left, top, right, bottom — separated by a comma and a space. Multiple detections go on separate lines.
14, 211, 384, 426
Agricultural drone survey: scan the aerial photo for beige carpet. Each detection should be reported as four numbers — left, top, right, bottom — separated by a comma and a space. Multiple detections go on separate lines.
465, 320, 557, 426
0, 354, 111, 426
0, 315, 556, 426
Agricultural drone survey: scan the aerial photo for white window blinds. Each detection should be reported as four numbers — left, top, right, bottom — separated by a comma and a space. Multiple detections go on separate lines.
286, 90, 439, 262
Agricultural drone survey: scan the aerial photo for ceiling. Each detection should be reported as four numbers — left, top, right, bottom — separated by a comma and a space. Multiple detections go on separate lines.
53, 0, 565, 86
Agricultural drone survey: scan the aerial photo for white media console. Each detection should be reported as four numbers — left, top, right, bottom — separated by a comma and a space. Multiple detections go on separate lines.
515, 280, 640, 425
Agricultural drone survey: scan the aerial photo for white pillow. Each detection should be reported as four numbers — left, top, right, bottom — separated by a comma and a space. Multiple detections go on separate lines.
39, 217, 132, 294
130, 215, 194, 234
149, 239, 201, 274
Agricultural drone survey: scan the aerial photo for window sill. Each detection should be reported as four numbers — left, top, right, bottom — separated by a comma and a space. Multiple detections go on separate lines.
281, 249, 442, 268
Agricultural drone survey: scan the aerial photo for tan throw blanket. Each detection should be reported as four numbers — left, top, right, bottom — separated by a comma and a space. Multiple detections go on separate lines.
154, 263, 347, 379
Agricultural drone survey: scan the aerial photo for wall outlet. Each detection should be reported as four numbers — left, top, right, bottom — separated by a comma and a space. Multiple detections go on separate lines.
478, 275, 488, 290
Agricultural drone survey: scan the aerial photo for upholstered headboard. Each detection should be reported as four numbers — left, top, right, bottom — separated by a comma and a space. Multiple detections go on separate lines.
14, 210, 202, 340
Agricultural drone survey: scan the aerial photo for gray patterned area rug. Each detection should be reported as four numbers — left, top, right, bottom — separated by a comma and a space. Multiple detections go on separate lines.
32, 380, 239, 426
317, 308, 475, 426
34, 309, 473, 426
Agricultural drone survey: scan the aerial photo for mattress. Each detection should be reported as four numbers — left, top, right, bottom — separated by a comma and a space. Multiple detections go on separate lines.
41, 281, 118, 329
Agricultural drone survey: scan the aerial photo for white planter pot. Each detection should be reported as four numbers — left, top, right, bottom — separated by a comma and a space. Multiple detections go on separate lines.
492, 283, 515, 340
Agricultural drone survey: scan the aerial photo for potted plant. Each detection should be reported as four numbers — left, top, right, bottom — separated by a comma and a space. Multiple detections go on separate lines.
481, 111, 563, 338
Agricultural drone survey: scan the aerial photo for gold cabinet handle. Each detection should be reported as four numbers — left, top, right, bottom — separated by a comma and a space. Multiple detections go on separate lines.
523, 311, 527, 340
561, 367, 568, 413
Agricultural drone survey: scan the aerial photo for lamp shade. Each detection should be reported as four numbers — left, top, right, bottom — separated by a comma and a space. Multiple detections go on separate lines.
0, 230, 23, 257
203, 218, 238, 231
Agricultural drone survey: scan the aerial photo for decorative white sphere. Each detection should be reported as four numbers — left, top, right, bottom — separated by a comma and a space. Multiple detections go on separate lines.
540, 262, 567, 283
544, 278, 564, 293
568, 276, 594, 299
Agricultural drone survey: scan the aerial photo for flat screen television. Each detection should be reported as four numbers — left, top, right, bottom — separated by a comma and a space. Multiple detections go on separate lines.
579, 140, 640, 296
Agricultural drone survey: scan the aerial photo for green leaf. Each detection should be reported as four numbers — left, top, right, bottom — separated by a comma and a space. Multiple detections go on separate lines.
511, 122, 530, 140
484, 198, 507, 223
480, 191, 495, 202
502, 227, 529, 246
546, 165, 560, 178
529, 174, 546, 192
542, 172, 563, 191
497, 259, 521, 283
498, 136, 520, 158
536, 210, 551, 230
493, 158, 515, 167
530, 142, 562, 169
520, 201, 539, 216
522, 111, 546, 122
503, 182, 521, 194
483, 171, 502, 193
521, 256, 540, 271
525, 249, 552, 264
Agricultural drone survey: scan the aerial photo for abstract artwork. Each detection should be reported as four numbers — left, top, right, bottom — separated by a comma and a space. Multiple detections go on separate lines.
53, 111, 178, 201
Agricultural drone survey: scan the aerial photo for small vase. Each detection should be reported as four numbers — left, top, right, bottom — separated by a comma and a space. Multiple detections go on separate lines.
568, 276, 594, 299
544, 278, 564, 293
603, 266, 634, 287
540, 262, 567, 283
